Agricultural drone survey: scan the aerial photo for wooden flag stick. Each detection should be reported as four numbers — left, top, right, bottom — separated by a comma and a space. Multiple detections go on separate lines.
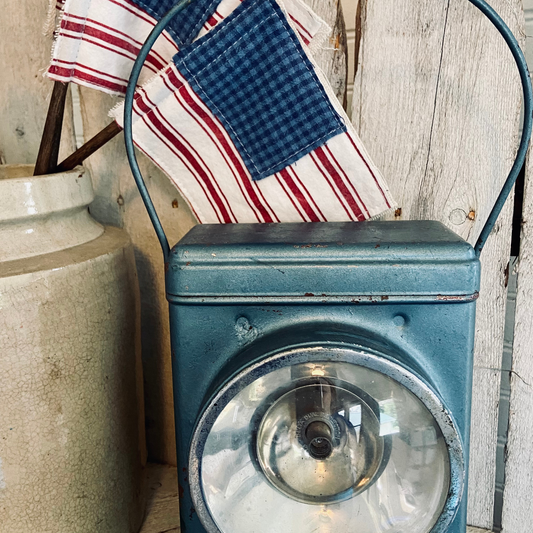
54, 121, 122, 173
34, 81, 69, 176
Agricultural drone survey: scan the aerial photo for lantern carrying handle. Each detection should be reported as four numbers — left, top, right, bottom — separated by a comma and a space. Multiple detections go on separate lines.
124, 0, 193, 262
124, 0, 533, 261
469, 0, 533, 256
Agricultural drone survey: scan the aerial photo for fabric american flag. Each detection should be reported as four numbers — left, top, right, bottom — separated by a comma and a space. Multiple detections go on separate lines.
47, 0, 395, 224
47, 0, 328, 95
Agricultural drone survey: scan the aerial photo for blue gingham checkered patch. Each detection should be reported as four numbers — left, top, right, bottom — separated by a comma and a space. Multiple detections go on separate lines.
173, 0, 347, 181
132, 0, 223, 45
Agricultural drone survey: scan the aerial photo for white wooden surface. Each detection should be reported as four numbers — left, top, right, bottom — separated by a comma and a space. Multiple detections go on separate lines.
340, 0, 359, 115
304, 0, 348, 105
0, 0, 75, 164
351, 0, 522, 528
499, 4, 533, 530
138, 464, 493, 533
501, 154, 533, 532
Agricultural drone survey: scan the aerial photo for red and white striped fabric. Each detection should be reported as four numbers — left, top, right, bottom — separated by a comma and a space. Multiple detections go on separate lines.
48, 0, 395, 224
111, 57, 394, 224
47, 0, 329, 95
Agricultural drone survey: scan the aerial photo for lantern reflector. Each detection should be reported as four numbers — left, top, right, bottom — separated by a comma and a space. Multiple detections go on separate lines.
189, 346, 463, 533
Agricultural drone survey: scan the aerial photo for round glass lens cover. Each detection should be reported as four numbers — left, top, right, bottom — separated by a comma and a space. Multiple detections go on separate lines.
195, 352, 455, 533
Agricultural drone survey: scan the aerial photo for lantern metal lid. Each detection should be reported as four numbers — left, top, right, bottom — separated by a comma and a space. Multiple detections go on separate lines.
165, 220, 479, 303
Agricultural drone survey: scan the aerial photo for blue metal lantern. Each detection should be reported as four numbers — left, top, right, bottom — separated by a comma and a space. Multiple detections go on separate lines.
123, 1, 533, 532
166, 220, 477, 533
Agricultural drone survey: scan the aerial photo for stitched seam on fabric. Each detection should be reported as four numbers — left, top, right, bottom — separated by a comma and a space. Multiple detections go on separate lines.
270, 4, 344, 132
179, 0, 345, 177
136, 1, 184, 45
53, 0, 89, 79
184, 0, 221, 43
195, 13, 276, 77
188, 0, 344, 176
181, 61, 261, 173
177, 0, 269, 174
257, 125, 343, 176
188, 64, 343, 178
182, 0, 259, 58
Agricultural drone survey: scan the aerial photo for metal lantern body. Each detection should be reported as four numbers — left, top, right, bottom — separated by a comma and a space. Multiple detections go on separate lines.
166, 220, 480, 533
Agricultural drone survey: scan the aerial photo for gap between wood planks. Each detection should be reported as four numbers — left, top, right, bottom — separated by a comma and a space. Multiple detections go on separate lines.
138, 463, 493, 533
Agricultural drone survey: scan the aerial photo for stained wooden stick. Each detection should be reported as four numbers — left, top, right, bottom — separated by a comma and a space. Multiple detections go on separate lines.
55, 121, 122, 172
34, 81, 69, 176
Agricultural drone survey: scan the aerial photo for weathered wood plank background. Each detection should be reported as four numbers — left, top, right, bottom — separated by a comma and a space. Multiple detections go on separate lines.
498, 7, 533, 531
351, 0, 522, 528
0, 0, 76, 164
1, 0, 532, 531
502, 153, 533, 533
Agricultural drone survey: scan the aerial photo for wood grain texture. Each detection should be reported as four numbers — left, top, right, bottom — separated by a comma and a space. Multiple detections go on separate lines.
302, 0, 348, 106
78, 10, 348, 465
137, 464, 493, 533
56, 120, 122, 172
501, 149, 533, 533
0, 0, 75, 164
139, 464, 180, 533
351, 0, 522, 527
34, 81, 69, 175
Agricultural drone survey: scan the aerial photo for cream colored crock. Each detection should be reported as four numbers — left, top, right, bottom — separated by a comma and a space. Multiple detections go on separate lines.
0, 165, 146, 533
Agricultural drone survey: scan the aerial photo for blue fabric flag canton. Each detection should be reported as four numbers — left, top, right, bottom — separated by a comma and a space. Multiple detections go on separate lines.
173, 0, 346, 181
131, 0, 223, 46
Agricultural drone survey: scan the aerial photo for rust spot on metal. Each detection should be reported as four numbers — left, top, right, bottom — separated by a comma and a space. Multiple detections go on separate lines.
304, 292, 315, 297
375, 244, 381, 248
394, 208, 402, 218
186, 261, 191, 266
164, 262, 170, 272
381, 295, 389, 301
116, 195, 124, 206
178, 483, 185, 499
172, 198, 179, 208
436, 292, 479, 301
330, 33, 340, 50
468, 210, 476, 221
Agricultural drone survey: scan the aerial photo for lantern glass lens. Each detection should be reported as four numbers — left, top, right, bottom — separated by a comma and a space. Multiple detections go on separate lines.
199, 360, 451, 533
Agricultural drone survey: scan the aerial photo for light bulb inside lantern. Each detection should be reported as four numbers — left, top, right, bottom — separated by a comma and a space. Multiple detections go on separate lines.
256, 380, 386, 504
